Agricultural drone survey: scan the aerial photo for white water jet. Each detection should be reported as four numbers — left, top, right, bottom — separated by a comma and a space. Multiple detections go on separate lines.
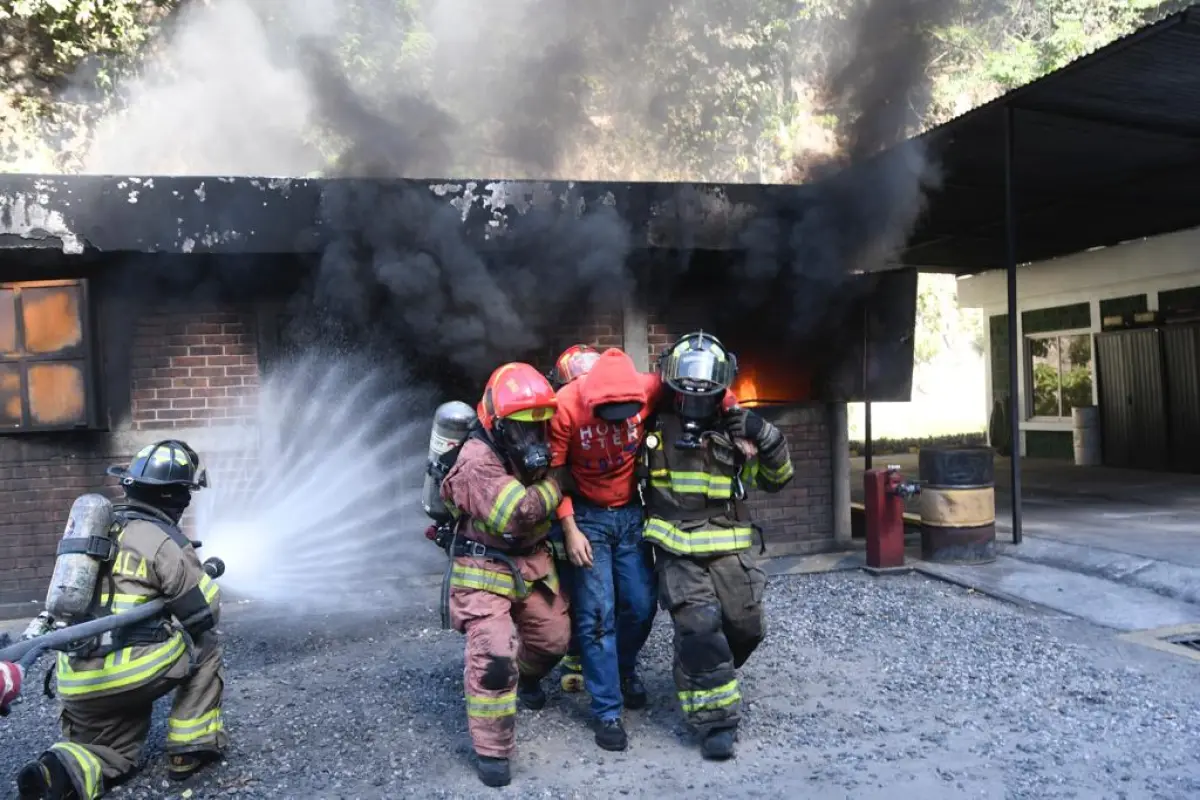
193, 353, 447, 614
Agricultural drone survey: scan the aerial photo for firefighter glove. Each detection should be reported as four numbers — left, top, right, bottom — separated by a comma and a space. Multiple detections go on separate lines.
725, 407, 766, 442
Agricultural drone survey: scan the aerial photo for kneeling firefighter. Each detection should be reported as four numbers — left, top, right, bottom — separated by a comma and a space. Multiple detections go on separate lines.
639, 332, 794, 761
438, 363, 571, 788
545, 344, 600, 693
18, 440, 226, 800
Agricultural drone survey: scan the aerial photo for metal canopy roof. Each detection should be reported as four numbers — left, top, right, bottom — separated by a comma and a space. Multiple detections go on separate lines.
899, 4, 1200, 274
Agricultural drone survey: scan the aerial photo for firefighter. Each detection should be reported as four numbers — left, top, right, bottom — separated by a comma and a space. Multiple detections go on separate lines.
544, 344, 600, 694
17, 440, 226, 800
440, 362, 571, 788
640, 332, 794, 761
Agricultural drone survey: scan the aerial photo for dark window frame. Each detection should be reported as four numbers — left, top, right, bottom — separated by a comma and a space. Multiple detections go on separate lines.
1024, 327, 1094, 422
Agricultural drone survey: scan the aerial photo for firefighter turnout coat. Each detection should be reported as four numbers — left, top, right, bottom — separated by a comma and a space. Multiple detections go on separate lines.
641, 411, 794, 733
440, 436, 571, 758
47, 500, 225, 800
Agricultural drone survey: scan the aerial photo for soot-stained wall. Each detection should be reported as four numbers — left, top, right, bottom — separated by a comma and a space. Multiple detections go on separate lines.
0, 258, 842, 614
0, 255, 266, 614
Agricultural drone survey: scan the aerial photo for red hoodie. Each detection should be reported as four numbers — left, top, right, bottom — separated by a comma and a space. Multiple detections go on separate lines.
549, 348, 737, 520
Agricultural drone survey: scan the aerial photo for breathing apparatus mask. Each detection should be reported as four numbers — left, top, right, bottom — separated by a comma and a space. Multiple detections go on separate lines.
659, 332, 738, 450
494, 417, 551, 483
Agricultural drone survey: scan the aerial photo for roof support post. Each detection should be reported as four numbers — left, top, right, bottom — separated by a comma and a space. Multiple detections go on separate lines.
1003, 104, 1023, 545
862, 300, 872, 471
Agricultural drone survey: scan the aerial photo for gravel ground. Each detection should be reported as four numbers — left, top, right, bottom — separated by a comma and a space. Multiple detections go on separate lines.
3, 570, 1200, 799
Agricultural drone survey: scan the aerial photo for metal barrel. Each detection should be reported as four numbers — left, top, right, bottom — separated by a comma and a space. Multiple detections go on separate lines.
1072, 405, 1101, 466
918, 446, 996, 564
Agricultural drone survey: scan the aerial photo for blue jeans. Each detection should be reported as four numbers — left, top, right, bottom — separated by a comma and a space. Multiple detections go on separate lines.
546, 521, 579, 658
570, 501, 657, 722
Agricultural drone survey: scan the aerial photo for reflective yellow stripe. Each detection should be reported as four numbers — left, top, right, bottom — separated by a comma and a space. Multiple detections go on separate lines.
99, 592, 150, 613
533, 480, 560, 514
561, 655, 581, 672
56, 633, 186, 697
466, 692, 517, 718
759, 459, 794, 484
450, 563, 518, 598
471, 518, 551, 539
487, 480, 526, 533
542, 563, 560, 595
679, 679, 741, 714
50, 741, 102, 799
199, 573, 220, 604
650, 470, 733, 499
167, 708, 224, 743
740, 461, 759, 485
643, 518, 752, 556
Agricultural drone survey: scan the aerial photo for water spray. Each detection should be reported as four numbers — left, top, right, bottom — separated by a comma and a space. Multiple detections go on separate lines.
193, 353, 445, 614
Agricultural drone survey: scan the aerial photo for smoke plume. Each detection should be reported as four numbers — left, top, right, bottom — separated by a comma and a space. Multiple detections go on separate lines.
54, 0, 954, 382
731, 0, 951, 344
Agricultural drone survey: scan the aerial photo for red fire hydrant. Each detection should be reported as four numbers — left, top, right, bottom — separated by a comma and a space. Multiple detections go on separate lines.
864, 465, 921, 571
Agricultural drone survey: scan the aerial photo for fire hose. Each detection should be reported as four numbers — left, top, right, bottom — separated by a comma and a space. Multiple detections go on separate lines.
0, 556, 225, 714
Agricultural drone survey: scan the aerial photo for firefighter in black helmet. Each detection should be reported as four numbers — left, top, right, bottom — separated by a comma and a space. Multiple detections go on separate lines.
18, 440, 227, 800
638, 332, 794, 761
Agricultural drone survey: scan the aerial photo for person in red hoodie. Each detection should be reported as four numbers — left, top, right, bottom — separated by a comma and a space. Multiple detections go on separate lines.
549, 347, 737, 751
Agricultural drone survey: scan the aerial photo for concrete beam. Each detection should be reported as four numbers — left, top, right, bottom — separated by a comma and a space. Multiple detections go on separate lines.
622, 300, 649, 371
831, 402, 852, 545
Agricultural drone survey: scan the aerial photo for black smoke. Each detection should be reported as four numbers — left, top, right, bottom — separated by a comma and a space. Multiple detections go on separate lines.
726, 0, 951, 343
273, 0, 950, 393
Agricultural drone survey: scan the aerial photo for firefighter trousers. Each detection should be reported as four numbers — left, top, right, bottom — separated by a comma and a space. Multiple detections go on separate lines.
47, 634, 227, 800
655, 549, 767, 734
449, 579, 570, 759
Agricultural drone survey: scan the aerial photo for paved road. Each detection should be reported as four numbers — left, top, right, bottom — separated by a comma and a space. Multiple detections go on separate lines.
853, 454, 1200, 567
3, 571, 1199, 799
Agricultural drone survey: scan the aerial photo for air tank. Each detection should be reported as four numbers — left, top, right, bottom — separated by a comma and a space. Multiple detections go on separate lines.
422, 401, 478, 523
45, 494, 116, 620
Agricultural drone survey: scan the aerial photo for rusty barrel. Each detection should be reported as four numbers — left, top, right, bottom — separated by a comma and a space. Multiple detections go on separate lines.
918, 446, 996, 564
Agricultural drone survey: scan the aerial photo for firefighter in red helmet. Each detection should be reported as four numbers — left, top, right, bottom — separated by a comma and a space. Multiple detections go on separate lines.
439, 362, 571, 788
545, 344, 600, 694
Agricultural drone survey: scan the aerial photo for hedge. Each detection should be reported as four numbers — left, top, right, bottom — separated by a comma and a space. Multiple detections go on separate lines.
848, 432, 988, 457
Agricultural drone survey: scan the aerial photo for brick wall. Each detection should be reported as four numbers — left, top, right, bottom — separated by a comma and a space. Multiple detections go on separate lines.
742, 406, 834, 555
0, 303, 261, 614
130, 311, 260, 429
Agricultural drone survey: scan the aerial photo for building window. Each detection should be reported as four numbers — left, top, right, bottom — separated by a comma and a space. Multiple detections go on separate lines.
0, 279, 96, 432
1026, 331, 1093, 420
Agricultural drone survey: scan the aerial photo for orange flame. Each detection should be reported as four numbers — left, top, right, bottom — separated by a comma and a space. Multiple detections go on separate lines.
731, 363, 812, 408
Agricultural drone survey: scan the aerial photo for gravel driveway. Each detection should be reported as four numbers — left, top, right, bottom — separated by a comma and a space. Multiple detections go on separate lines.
2, 570, 1199, 799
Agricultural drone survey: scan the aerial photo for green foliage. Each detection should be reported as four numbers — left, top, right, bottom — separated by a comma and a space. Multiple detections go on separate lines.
0, 0, 1183, 176
848, 431, 988, 457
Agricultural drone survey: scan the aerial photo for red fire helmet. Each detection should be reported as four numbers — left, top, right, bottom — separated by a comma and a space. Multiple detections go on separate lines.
548, 344, 600, 388
477, 362, 557, 431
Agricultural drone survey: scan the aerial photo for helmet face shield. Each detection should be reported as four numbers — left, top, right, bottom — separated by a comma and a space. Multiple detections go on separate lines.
662, 340, 736, 396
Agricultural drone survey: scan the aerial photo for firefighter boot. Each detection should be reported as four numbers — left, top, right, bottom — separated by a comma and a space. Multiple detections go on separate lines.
475, 756, 512, 788
559, 655, 584, 693
701, 727, 736, 761
517, 675, 546, 710
168, 753, 219, 782
17, 752, 77, 800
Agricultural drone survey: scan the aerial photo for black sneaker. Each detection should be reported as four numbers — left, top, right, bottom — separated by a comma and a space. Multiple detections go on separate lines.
17, 752, 73, 799
701, 727, 736, 760
475, 756, 511, 787
621, 674, 648, 709
594, 718, 628, 751
517, 675, 547, 710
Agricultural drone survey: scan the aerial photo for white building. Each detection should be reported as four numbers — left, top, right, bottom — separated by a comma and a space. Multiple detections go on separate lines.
955, 225, 1200, 468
